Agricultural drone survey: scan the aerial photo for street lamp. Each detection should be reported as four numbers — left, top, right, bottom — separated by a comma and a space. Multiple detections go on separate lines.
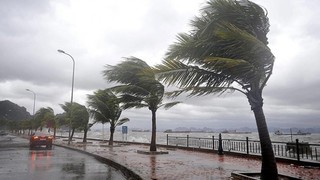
26, 89, 36, 117
26, 89, 36, 135
57, 49, 75, 145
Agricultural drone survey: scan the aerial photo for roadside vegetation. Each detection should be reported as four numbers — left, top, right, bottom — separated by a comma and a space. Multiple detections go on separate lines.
103, 57, 180, 151
87, 89, 129, 145
60, 102, 89, 142
155, 0, 277, 178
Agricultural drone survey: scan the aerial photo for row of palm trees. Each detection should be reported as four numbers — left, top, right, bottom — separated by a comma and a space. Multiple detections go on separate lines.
6, 103, 89, 141
101, 0, 278, 179
7, 95, 128, 144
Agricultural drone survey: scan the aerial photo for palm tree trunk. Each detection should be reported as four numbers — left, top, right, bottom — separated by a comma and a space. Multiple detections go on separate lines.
150, 109, 157, 152
53, 127, 56, 139
109, 126, 115, 146
83, 128, 88, 143
70, 128, 75, 142
253, 106, 278, 179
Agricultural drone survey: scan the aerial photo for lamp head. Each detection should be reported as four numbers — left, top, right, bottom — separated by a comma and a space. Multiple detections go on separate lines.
57, 49, 65, 53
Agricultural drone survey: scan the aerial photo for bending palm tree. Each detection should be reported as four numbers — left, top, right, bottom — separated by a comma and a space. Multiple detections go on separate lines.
34, 107, 54, 132
60, 102, 89, 142
103, 57, 180, 151
155, 0, 277, 179
87, 89, 129, 145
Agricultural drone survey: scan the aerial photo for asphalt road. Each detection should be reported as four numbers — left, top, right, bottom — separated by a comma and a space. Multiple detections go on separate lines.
0, 134, 126, 180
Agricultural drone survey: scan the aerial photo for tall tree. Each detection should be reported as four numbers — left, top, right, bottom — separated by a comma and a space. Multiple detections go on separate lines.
155, 0, 277, 179
20, 119, 32, 135
0, 119, 8, 130
34, 107, 54, 132
82, 122, 95, 143
54, 113, 68, 139
60, 102, 89, 142
87, 89, 129, 145
103, 57, 180, 151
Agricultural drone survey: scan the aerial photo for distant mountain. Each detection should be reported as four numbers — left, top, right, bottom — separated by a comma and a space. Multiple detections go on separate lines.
0, 100, 31, 121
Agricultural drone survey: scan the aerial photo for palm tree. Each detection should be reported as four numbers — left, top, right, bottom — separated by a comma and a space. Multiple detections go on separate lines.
34, 107, 54, 132
20, 119, 32, 135
103, 57, 180, 151
60, 102, 89, 142
87, 89, 129, 145
54, 113, 66, 139
82, 122, 95, 143
155, 0, 277, 179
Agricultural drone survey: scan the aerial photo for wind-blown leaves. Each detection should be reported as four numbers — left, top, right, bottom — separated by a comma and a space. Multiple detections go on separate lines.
155, 0, 278, 178
60, 102, 89, 130
87, 89, 129, 145
103, 57, 180, 151
34, 107, 54, 131
87, 89, 124, 125
103, 57, 154, 85
115, 117, 130, 127
103, 57, 180, 112
155, 0, 274, 97
160, 102, 182, 110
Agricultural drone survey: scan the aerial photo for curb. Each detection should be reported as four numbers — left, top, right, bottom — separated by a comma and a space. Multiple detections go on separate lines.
54, 143, 143, 180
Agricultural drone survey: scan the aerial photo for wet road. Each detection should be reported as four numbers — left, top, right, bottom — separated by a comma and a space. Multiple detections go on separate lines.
0, 135, 126, 180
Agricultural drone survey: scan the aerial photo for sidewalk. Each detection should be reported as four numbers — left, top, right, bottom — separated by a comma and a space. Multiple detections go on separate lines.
54, 138, 320, 180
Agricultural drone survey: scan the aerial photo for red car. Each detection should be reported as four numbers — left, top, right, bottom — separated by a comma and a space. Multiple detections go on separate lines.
29, 132, 53, 149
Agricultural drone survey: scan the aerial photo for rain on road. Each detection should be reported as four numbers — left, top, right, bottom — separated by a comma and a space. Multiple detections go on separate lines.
0, 134, 126, 180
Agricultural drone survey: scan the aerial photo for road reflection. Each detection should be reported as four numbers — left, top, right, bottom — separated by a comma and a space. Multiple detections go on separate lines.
29, 149, 53, 172
150, 155, 157, 179
1, 136, 127, 180
61, 160, 85, 178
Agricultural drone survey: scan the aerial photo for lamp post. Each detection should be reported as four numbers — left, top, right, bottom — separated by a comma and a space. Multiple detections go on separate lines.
26, 89, 36, 135
26, 89, 36, 117
58, 49, 75, 145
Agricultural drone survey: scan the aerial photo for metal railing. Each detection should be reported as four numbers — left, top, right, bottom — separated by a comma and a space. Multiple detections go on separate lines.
167, 134, 320, 162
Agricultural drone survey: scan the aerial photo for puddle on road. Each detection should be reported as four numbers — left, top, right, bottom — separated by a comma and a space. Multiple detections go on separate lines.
62, 162, 86, 178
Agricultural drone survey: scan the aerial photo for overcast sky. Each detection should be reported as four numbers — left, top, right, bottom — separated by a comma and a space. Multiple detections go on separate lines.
1, 0, 319, 130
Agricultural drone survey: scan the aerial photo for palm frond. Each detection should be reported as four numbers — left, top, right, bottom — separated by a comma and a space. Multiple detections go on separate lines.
115, 117, 130, 126
160, 102, 181, 110
121, 102, 148, 110
155, 59, 232, 88
110, 84, 150, 97
157, 0, 274, 96
204, 56, 256, 83
165, 90, 185, 98
103, 56, 154, 85
87, 89, 122, 124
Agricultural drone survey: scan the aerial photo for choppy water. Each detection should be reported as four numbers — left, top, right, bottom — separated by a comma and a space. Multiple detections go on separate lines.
68, 130, 320, 145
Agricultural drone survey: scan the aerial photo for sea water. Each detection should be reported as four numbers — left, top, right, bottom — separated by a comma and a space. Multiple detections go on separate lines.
69, 130, 320, 145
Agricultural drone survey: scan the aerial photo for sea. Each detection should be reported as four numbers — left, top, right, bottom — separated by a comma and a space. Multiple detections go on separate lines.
66, 130, 320, 145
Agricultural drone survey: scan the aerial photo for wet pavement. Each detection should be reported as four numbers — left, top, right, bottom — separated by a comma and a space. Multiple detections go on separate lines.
54, 138, 320, 180
0, 135, 126, 180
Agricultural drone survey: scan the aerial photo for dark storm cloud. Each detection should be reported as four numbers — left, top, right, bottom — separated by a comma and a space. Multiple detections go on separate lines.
0, 0, 319, 129
0, 0, 72, 86
0, 0, 52, 35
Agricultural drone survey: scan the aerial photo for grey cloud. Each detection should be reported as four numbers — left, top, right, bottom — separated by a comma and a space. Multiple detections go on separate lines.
0, 0, 319, 130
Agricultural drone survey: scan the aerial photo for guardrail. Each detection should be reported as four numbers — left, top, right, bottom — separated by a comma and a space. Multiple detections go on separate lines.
166, 134, 320, 163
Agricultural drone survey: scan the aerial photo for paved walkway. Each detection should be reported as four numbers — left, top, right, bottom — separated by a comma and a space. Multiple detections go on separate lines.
54, 138, 320, 180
